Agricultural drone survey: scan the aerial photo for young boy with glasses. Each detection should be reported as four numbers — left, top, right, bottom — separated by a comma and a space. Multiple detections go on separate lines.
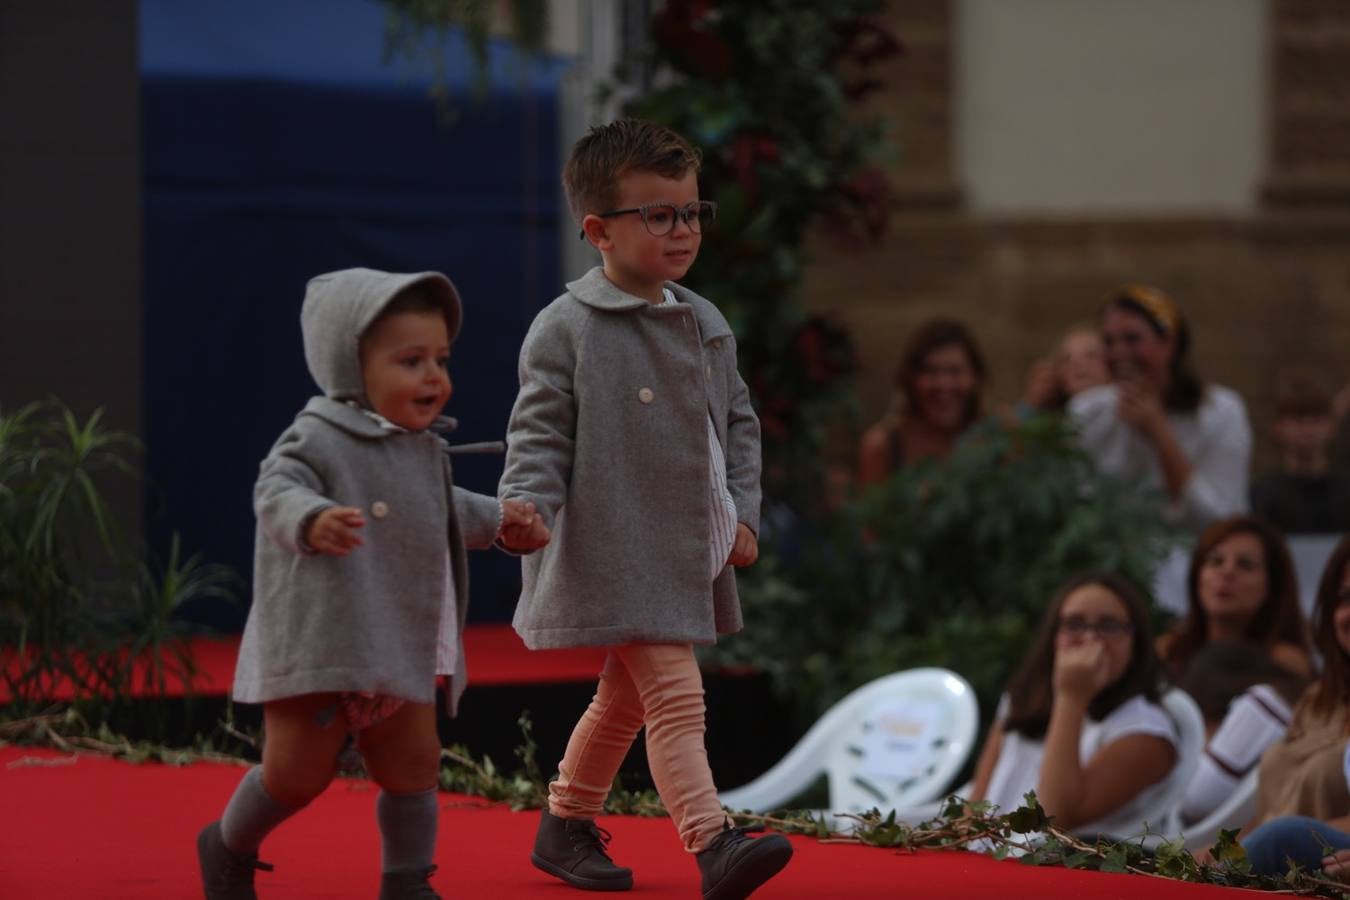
496, 118, 792, 899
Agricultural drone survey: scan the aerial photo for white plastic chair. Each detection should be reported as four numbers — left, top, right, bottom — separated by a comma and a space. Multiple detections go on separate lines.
1163, 769, 1259, 851
718, 668, 978, 828
1156, 681, 1292, 850
1135, 688, 1207, 835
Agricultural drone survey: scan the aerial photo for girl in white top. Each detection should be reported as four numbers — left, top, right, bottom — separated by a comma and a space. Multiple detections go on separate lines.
970, 573, 1178, 838
1068, 285, 1251, 534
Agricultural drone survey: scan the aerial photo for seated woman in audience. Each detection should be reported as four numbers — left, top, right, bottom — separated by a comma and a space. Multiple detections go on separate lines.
1158, 515, 1313, 691
1020, 323, 1110, 415
857, 317, 987, 487
968, 573, 1177, 837
1068, 284, 1252, 533
1176, 641, 1306, 824
1236, 535, 1350, 875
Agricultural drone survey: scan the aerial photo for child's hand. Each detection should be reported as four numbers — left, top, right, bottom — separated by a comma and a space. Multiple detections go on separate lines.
499, 499, 551, 551
728, 523, 758, 567
307, 506, 365, 556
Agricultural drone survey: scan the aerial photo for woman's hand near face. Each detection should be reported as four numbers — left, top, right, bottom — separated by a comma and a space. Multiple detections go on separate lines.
1117, 377, 1166, 437
1054, 640, 1112, 705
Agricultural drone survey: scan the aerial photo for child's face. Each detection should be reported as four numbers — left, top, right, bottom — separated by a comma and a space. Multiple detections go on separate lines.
1055, 330, 1109, 398
359, 309, 451, 431
591, 169, 702, 296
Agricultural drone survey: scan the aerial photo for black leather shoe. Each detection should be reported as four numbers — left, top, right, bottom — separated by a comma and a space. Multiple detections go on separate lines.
696, 821, 792, 900
379, 864, 441, 899
196, 821, 274, 900
530, 809, 634, 891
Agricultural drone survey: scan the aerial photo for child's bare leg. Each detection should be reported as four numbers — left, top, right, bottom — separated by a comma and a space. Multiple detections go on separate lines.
359, 701, 442, 880
218, 693, 348, 852
259, 693, 351, 808
359, 701, 440, 793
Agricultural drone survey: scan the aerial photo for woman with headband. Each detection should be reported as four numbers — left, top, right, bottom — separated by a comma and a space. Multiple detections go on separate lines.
1067, 285, 1252, 533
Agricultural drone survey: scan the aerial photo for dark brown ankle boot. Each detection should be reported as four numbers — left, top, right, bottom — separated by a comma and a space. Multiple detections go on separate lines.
378, 864, 441, 899
530, 809, 634, 891
695, 821, 792, 900
196, 821, 274, 900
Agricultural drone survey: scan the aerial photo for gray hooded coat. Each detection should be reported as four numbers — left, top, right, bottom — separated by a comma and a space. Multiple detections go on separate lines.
233, 268, 501, 715
499, 268, 762, 649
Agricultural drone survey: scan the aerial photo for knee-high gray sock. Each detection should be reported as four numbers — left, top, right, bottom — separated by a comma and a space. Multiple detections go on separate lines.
377, 788, 439, 873
220, 766, 300, 854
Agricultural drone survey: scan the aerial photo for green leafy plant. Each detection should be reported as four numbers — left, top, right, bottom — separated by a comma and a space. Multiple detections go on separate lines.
618, 0, 900, 512
378, 0, 551, 119
0, 399, 236, 722
712, 415, 1178, 727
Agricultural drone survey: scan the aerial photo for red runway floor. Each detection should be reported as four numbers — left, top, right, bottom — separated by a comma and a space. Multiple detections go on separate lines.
1, 746, 1259, 899
0, 625, 610, 703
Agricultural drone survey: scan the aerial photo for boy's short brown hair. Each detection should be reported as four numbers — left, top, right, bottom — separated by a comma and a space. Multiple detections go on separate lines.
1274, 368, 1332, 419
562, 118, 702, 225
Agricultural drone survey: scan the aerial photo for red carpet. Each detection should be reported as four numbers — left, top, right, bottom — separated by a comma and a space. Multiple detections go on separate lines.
0, 625, 609, 702
1, 746, 1255, 899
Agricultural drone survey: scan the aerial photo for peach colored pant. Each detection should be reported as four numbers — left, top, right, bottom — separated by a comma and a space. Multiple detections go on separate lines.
548, 643, 726, 852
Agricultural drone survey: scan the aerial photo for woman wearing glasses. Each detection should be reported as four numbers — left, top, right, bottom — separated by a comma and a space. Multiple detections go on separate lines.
967, 573, 1178, 837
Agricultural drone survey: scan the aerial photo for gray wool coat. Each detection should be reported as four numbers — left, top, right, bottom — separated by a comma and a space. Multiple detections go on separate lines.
499, 267, 762, 650
234, 268, 501, 715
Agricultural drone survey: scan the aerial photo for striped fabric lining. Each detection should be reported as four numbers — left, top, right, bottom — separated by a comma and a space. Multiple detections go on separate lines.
660, 290, 738, 580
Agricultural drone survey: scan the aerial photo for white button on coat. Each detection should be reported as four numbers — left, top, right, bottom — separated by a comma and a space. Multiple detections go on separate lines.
371, 501, 389, 519
638, 387, 654, 404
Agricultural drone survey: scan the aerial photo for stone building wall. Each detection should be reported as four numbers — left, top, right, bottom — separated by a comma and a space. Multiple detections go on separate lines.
806, 0, 1350, 472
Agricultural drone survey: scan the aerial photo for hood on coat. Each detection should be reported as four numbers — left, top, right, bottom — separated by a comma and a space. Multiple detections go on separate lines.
300, 268, 463, 402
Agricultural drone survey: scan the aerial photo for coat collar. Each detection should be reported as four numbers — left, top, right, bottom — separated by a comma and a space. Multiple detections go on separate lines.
565, 267, 732, 342
298, 396, 458, 440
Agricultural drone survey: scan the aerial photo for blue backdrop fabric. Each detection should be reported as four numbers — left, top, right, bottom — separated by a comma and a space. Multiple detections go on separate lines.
140, 0, 569, 628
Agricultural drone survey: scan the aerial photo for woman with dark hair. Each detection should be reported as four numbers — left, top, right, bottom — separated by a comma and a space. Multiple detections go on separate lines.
1160, 517, 1312, 823
1068, 284, 1252, 532
857, 317, 987, 486
1159, 515, 1313, 686
968, 573, 1177, 836
1236, 536, 1350, 875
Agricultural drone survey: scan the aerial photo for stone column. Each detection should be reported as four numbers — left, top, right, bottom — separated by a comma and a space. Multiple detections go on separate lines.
1261, 0, 1350, 209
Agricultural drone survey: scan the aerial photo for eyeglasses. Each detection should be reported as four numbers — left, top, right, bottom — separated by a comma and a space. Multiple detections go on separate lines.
578, 201, 718, 240
1057, 616, 1134, 638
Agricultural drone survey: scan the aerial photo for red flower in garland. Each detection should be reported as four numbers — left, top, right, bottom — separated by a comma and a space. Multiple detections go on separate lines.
731, 132, 782, 201
652, 0, 734, 81
821, 166, 891, 249
795, 316, 858, 385
833, 16, 904, 101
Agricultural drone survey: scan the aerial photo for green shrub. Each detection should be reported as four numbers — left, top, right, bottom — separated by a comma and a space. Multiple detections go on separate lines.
0, 400, 235, 720
711, 414, 1178, 727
